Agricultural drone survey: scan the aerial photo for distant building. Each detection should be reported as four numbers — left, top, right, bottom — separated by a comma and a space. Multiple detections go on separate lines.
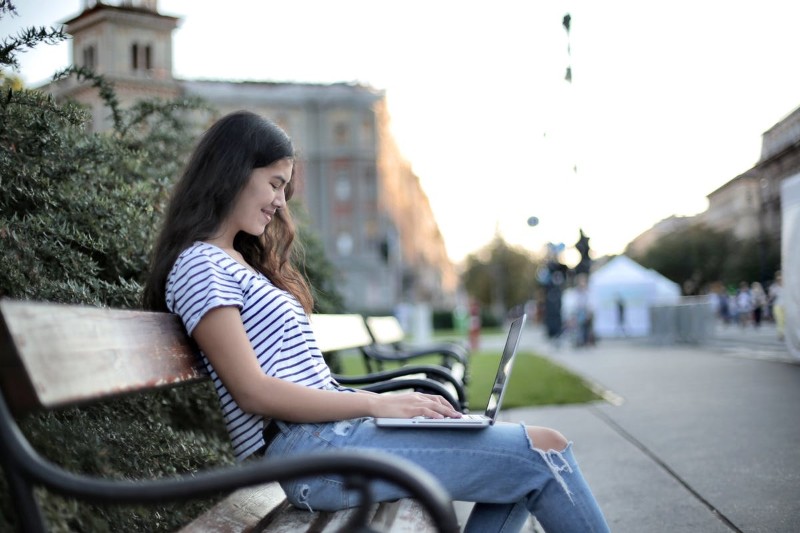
699, 169, 761, 240
39, 0, 457, 312
625, 215, 695, 257
700, 104, 800, 252
628, 103, 800, 261
46, 0, 182, 131
754, 104, 800, 245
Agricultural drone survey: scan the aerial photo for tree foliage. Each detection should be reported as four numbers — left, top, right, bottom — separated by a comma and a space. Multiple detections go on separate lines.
461, 235, 541, 322
631, 223, 780, 294
0, 87, 204, 306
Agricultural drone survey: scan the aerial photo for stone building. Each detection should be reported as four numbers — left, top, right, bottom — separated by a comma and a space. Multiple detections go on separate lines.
700, 169, 762, 240
699, 104, 800, 254
624, 215, 694, 258
46, 0, 182, 131
627, 103, 800, 263
40, 0, 458, 313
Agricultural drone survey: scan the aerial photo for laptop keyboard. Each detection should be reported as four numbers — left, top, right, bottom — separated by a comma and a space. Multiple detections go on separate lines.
415, 414, 485, 420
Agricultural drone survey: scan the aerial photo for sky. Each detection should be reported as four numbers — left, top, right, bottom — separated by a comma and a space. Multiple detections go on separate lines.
3, 0, 800, 266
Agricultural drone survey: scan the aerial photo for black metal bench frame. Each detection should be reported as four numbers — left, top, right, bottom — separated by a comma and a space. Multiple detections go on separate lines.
0, 299, 460, 533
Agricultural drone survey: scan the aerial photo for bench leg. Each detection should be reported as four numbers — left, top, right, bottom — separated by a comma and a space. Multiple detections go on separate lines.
2, 467, 47, 533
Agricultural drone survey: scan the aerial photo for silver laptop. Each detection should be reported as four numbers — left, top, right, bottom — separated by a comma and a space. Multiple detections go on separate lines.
374, 313, 526, 429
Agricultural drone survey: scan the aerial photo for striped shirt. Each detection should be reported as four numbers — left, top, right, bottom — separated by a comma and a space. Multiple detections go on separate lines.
165, 241, 335, 461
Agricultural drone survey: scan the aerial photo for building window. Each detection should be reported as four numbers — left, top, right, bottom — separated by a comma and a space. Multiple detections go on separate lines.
131, 43, 153, 72
361, 116, 373, 147
335, 175, 352, 201
334, 122, 348, 145
336, 232, 354, 256
364, 167, 377, 204
82, 45, 95, 70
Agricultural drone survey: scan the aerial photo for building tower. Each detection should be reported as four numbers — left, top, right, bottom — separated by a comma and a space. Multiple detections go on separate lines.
47, 0, 180, 130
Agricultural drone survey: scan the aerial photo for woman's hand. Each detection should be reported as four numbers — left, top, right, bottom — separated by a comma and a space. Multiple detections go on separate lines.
369, 392, 462, 419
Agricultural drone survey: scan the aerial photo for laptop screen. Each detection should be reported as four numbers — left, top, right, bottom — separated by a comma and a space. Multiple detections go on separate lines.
484, 314, 525, 420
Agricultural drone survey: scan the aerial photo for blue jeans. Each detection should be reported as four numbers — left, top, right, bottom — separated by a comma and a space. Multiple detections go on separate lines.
263, 417, 610, 532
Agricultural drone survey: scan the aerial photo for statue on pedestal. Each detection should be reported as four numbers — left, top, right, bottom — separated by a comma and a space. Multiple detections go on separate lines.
575, 229, 591, 276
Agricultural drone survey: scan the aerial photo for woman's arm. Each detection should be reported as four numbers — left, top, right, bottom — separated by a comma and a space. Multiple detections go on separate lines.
192, 306, 460, 422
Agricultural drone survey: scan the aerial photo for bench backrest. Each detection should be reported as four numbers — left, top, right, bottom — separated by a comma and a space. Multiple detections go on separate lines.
365, 316, 406, 345
309, 314, 373, 353
0, 300, 382, 414
0, 299, 205, 414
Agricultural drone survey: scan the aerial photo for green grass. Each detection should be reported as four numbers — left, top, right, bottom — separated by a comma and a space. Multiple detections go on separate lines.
336, 350, 602, 409
467, 352, 601, 408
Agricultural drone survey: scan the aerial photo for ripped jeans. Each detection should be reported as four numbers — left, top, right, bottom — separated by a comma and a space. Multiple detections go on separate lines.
262, 417, 610, 533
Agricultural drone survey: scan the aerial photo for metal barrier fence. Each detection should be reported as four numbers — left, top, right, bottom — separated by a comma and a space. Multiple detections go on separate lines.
649, 297, 716, 345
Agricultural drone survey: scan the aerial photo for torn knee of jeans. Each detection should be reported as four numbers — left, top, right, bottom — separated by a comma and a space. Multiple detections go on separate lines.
294, 483, 315, 512
521, 424, 576, 503
539, 447, 576, 503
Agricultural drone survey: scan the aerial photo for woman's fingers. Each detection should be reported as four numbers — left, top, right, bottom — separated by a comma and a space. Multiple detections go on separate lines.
374, 392, 461, 419
419, 393, 461, 418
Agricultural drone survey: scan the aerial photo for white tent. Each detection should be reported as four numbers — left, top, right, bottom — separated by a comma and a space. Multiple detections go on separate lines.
583, 255, 681, 338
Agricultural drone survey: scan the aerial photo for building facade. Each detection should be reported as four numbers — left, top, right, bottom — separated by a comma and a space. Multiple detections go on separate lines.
699, 169, 762, 240
627, 103, 800, 263
625, 215, 695, 258
42, 0, 457, 313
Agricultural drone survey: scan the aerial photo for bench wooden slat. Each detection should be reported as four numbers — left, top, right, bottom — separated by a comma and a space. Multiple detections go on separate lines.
179, 483, 287, 532
179, 473, 439, 532
365, 315, 406, 345
251, 499, 436, 532
0, 300, 204, 413
370, 499, 438, 532
310, 314, 374, 353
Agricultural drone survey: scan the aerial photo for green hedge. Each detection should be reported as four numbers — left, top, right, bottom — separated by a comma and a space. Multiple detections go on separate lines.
0, 7, 345, 529
0, 80, 228, 529
0, 91, 343, 531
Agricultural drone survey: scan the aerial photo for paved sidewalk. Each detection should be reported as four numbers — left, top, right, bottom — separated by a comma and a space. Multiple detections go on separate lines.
485, 322, 800, 532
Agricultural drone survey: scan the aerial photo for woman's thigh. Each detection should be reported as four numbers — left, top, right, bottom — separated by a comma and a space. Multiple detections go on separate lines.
265, 418, 560, 511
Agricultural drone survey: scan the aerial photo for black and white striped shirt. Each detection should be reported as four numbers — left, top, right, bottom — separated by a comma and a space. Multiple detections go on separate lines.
166, 242, 334, 460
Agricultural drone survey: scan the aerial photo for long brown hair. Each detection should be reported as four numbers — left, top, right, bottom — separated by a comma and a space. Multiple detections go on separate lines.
142, 111, 313, 313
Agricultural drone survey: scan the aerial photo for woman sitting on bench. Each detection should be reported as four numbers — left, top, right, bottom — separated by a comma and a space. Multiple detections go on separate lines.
142, 111, 610, 533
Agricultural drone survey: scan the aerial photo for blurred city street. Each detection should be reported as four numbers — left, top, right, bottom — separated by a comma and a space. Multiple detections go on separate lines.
468, 321, 800, 532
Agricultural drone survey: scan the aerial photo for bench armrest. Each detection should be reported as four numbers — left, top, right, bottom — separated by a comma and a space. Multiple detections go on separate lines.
362, 343, 469, 369
356, 378, 462, 412
334, 365, 468, 411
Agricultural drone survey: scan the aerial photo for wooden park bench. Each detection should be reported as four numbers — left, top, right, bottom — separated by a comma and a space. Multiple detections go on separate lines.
0, 299, 461, 533
310, 314, 469, 412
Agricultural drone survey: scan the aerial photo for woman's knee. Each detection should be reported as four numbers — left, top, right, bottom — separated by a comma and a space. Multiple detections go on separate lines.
526, 426, 568, 451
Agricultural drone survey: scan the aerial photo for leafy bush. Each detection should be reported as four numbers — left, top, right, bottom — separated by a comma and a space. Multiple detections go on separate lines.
0, 3, 342, 530
0, 60, 227, 533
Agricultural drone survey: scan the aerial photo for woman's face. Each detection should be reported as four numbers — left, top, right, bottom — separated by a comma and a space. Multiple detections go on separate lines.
226, 157, 293, 237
